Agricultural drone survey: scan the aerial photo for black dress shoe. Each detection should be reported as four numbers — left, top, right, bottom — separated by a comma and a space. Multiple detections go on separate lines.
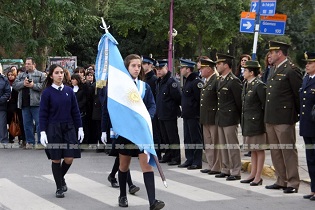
283, 187, 298, 193
167, 161, 180, 166
240, 177, 255, 183
118, 196, 128, 207
265, 184, 286, 190
215, 173, 229, 178
226, 175, 241, 181
178, 162, 192, 168
150, 199, 165, 210
244, 151, 251, 157
61, 178, 67, 192
250, 179, 263, 186
310, 196, 315, 201
208, 171, 221, 175
303, 194, 314, 199
108, 175, 119, 188
187, 165, 202, 170
129, 185, 140, 194
55, 189, 65, 198
200, 169, 211, 173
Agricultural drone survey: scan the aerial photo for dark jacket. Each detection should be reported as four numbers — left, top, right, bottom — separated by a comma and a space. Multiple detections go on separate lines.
0, 74, 11, 111
215, 72, 242, 127
181, 72, 203, 119
241, 78, 266, 136
156, 71, 181, 120
145, 70, 158, 99
299, 75, 315, 137
264, 60, 303, 124
200, 74, 218, 125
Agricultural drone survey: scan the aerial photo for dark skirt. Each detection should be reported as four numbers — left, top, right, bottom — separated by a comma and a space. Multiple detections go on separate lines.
45, 122, 81, 160
112, 136, 143, 157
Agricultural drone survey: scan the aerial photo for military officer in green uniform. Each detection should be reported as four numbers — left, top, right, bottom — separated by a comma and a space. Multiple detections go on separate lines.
264, 41, 303, 193
199, 58, 221, 175
214, 53, 243, 181
240, 60, 266, 186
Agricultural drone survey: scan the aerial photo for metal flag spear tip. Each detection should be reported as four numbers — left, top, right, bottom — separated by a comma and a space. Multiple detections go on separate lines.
153, 155, 168, 188
100, 17, 110, 33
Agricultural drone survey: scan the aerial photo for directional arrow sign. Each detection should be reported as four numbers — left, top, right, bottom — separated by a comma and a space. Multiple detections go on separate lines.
240, 12, 256, 33
259, 14, 287, 35
251, 0, 277, 16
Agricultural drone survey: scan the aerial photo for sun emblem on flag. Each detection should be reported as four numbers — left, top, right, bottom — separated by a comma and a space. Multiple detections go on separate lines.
128, 89, 141, 103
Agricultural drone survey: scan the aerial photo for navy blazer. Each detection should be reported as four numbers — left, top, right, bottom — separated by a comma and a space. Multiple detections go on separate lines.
299, 74, 315, 137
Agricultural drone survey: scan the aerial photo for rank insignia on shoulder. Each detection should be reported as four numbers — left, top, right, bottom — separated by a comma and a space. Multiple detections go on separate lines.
197, 82, 203, 88
172, 82, 178, 88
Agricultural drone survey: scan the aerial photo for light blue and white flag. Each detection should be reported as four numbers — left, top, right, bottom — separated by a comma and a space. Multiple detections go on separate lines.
95, 31, 157, 167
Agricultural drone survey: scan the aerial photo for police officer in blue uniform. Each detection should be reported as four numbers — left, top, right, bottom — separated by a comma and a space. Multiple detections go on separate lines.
155, 59, 182, 165
300, 52, 315, 201
142, 55, 162, 160
178, 59, 203, 169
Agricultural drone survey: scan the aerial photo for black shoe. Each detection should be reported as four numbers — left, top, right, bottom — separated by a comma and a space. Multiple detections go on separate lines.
208, 171, 221, 175
61, 178, 67, 192
240, 177, 255, 183
226, 175, 241, 181
167, 161, 180, 166
55, 189, 65, 198
244, 152, 251, 157
310, 196, 315, 201
150, 200, 165, 210
200, 169, 211, 173
215, 173, 229, 178
129, 185, 140, 195
159, 159, 170, 163
118, 196, 128, 207
265, 184, 287, 190
178, 162, 191, 168
283, 187, 298, 193
187, 165, 202, 170
250, 179, 263, 186
303, 194, 314, 199
108, 175, 119, 188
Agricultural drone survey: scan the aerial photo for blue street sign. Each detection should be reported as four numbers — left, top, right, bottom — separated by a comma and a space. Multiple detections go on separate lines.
250, 0, 277, 16
259, 20, 286, 35
240, 18, 255, 33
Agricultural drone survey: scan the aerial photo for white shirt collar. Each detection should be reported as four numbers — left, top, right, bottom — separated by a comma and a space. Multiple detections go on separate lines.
52, 83, 64, 91
277, 58, 288, 69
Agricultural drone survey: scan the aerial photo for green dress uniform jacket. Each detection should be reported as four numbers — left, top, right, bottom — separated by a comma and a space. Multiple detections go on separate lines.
215, 72, 242, 127
264, 60, 303, 124
241, 78, 266, 136
200, 74, 218, 125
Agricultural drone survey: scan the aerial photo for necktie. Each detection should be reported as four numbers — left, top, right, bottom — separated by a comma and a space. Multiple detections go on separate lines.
58, 87, 62, 91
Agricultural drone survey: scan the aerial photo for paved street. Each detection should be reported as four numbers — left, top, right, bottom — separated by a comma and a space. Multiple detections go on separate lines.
0, 147, 313, 210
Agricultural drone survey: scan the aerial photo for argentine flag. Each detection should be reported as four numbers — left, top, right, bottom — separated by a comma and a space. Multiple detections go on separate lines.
95, 32, 157, 167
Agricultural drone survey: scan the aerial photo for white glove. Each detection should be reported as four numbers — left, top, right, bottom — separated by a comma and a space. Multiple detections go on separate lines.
101, 132, 107, 144
40, 131, 48, 147
78, 127, 84, 143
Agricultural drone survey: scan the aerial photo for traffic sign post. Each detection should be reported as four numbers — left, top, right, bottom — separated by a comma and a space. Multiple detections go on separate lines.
260, 14, 287, 35
250, 0, 277, 16
240, 12, 256, 33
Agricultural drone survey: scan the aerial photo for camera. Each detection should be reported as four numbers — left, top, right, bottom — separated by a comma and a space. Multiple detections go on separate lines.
26, 76, 32, 83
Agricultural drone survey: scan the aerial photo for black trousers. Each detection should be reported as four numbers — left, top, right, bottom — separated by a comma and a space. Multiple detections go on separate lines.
159, 119, 180, 162
183, 118, 202, 166
304, 137, 315, 192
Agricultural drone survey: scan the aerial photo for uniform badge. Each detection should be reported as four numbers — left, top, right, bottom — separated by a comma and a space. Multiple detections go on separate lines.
197, 82, 203, 88
172, 82, 178, 88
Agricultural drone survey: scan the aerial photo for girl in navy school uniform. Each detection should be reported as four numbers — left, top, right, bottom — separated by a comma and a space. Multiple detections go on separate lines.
39, 64, 84, 198
101, 54, 164, 209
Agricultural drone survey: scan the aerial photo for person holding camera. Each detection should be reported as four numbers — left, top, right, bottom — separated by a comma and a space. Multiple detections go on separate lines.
12, 57, 46, 149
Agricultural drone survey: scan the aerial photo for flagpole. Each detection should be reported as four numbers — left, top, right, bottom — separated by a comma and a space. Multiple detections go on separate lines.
153, 156, 168, 188
168, 0, 174, 73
